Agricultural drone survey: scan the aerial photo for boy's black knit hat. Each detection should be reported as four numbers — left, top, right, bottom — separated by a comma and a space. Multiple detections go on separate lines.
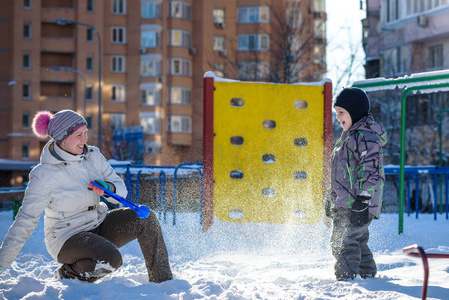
334, 87, 370, 124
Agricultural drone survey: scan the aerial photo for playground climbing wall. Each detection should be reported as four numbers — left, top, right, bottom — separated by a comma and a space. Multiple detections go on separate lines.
202, 75, 333, 230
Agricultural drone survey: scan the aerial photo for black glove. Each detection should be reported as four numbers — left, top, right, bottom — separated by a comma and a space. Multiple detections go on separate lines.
350, 196, 370, 226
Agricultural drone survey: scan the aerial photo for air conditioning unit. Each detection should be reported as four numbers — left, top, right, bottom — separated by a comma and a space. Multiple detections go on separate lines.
189, 47, 197, 55
215, 22, 225, 29
417, 15, 428, 27
139, 47, 147, 54
219, 49, 227, 57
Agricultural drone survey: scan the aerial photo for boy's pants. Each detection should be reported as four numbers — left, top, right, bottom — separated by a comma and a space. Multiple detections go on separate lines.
56, 208, 173, 283
330, 208, 376, 280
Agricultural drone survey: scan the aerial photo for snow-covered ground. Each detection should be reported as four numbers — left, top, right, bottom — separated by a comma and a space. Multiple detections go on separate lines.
0, 209, 448, 300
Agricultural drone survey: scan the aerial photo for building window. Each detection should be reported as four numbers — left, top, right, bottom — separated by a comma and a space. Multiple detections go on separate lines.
168, 1, 191, 19
24, 0, 31, 9
383, 45, 407, 76
111, 113, 125, 130
213, 36, 225, 51
85, 84, 93, 100
238, 61, 270, 79
142, 0, 161, 18
23, 22, 31, 39
112, 27, 126, 44
22, 82, 30, 98
214, 63, 225, 78
140, 112, 161, 134
429, 44, 443, 68
238, 6, 269, 23
314, 19, 325, 39
168, 115, 192, 133
169, 58, 192, 76
141, 56, 161, 77
22, 111, 30, 129
111, 55, 126, 72
111, 84, 125, 101
386, 0, 399, 22
141, 84, 162, 106
22, 143, 29, 159
214, 8, 225, 24
86, 114, 93, 129
314, 44, 326, 64
23, 52, 30, 69
168, 30, 191, 47
141, 29, 161, 48
86, 55, 94, 71
238, 34, 269, 51
313, 0, 325, 12
87, 28, 93, 42
112, 0, 126, 14
289, 35, 301, 53
87, 0, 94, 12
287, 7, 301, 28
169, 87, 191, 105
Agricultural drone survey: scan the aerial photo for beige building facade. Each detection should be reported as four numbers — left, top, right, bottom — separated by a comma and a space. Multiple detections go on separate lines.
0, 0, 326, 187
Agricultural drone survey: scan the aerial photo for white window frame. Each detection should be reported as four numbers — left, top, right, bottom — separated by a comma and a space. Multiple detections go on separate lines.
22, 111, 30, 129
143, 141, 162, 154
429, 44, 443, 68
214, 8, 225, 23
286, 7, 302, 29
110, 113, 126, 130
168, 115, 192, 133
141, 58, 161, 77
87, 55, 94, 71
24, 0, 31, 9
169, 1, 191, 19
238, 6, 269, 23
238, 61, 270, 79
169, 58, 192, 76
85, 84, 94, 100
87, 0, 94, 12
168, 29, 191, 47
169, 87, 191, 105
22, 143, 30, 159
314, 19, 325, 39
23, 52, 31, 69
140, 111, 161, 134
111, 55, 126, 72
141, 83, 162, 106
214, 63, 225, 78
22, 82, 30, 99
23, 22, 31, 39
142, 0, 161, 18
141, 25, 162, 48
111, 26, 126, 44
213, 36, 225, 51
313, 0, 325, 12
112, 0, 126, 15
111, 84, 126, 102
238, 34, 269, 51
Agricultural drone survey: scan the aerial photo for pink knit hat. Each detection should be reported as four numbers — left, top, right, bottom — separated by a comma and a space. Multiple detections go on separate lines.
32, 110, 87, 144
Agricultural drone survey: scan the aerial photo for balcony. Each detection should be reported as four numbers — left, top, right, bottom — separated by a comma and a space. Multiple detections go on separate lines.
41, 37, 75, 53
41, 6, 76, 24
40, 67, 75, 83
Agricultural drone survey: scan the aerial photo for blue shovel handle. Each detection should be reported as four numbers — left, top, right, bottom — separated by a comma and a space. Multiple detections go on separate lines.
89, 181, 151, 219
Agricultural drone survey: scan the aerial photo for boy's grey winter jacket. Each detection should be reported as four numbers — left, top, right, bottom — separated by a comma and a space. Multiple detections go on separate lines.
330, 115, 387, 218
0, 140, 127, 268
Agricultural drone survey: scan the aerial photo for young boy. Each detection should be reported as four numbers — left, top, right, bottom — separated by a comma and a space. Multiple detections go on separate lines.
325, 87, 387, 281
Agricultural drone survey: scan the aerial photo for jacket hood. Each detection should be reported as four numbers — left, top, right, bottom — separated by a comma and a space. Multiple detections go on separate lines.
349, 115, 387, 146
40, 140, 88, 165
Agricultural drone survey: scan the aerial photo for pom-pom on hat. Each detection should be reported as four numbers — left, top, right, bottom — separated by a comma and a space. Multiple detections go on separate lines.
333, 87, 371, 124
32, 110, 87, 144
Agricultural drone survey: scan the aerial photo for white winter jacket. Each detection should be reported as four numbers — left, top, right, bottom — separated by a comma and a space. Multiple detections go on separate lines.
0, 141, 127, 267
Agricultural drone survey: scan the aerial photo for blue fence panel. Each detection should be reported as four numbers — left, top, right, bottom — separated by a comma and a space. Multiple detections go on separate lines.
384, 165, 449, 220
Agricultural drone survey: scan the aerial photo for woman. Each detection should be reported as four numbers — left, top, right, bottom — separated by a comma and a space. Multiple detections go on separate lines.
0, 110, 172, 283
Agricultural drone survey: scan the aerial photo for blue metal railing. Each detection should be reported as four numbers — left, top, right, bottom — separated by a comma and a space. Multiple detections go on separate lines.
384, 165, 449, 220
112, 163, 203, 225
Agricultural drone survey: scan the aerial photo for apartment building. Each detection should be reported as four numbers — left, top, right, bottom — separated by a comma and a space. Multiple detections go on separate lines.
0, 0, 326, 187
363, 0, 449, 78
